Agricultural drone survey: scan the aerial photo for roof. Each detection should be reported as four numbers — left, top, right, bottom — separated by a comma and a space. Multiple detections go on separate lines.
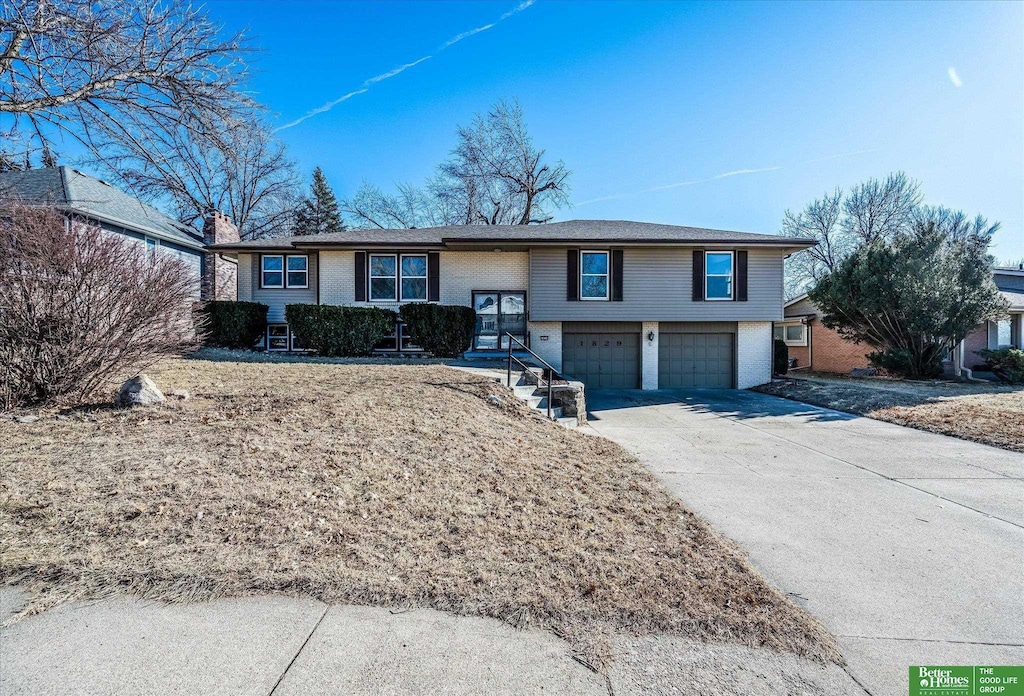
1001, 289, 1024, 311
784, 293, 809, 308
0, 167, 204, 250
211, 219, 816, 250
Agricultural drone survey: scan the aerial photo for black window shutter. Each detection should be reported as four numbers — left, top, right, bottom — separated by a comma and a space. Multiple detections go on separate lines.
735, 250, 748, 302
427, 252, 440, 302
692, 250, 705, 301
567, 249, 579, 301
354, 251, 366, 301
611, 249, 624, 301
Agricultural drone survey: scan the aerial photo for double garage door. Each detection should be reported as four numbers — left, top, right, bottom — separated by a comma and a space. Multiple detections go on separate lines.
561, 322, 734, 389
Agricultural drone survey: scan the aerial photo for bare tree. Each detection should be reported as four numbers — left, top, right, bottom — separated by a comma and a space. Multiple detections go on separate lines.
782, 172, 923, 295
106, 115, 300, 239
0, 0, 249, 169
343, 99, 571, 229
0, 204, 199, 408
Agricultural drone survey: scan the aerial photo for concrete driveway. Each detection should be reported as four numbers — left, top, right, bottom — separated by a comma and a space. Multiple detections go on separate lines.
585, 389, 1024, 696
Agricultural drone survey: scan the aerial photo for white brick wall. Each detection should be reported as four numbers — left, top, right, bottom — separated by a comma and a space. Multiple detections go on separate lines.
527, 321, 562, 371
317, 250, 527, 309
440, 251, 528, 306
319, 250, 355, 304
236, 253, 252, 302
737, 321, 772, 388
641, 321, 659, 390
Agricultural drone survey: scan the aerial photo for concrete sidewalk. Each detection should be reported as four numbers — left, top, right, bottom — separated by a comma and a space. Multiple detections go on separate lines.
0, 586, 862, 695
585, 388, 1024, 696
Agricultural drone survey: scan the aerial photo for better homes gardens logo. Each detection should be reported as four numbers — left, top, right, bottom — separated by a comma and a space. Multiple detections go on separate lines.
910, 667, 1023, 696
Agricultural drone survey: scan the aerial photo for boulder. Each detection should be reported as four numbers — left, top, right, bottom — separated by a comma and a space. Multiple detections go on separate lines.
168, 389, 191, 400
15, 414, 40, 424
116, 374, 165, 407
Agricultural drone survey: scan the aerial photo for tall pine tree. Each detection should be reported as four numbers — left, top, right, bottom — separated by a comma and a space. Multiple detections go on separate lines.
293, 167, 344, 235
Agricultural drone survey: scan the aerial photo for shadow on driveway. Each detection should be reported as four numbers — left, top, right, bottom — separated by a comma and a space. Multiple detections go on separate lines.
585, 388, 856, 425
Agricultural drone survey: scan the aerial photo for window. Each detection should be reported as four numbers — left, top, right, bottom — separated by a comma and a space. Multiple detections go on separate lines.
705, 251, 733, 300
997, 318, 1012, 347
261, 254, 308, 289
580, 251, 609, 300
785, 324, 806, 345
773, 326, 784, 341
267, 324, 289, 351
286, 255, 308, 288
262, 255, 284, 288
400, 254, 427, 301
369, 254, 397, 301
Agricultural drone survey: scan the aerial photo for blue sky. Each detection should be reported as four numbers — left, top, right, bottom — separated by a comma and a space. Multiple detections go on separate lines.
210, 0, 1022, 257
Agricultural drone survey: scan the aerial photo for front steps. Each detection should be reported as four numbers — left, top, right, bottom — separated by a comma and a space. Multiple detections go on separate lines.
508, 372, 578, 429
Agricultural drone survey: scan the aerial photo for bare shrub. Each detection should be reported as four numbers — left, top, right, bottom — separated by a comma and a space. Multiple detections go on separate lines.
0, 204, 200, 408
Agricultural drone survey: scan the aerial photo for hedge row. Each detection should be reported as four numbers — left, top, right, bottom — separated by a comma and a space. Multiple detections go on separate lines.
197, 301, 477, 358
198, 301, 268, 349
398, 304, 476, 358
286, 305, 397, 357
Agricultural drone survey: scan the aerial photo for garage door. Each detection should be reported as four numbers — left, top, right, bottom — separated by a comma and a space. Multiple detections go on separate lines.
562, 329, 641, 389
658, 333, 734, 388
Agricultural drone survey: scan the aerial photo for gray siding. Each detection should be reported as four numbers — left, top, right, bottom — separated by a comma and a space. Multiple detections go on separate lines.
660, 321, 737, 333
251, 252, 318, 322
529, 247, 786, 322
785, 297, 818, 317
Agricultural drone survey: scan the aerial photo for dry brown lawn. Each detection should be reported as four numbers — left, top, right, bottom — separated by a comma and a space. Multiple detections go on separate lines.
756, 374, 1024, 452
0, 353, 839, 667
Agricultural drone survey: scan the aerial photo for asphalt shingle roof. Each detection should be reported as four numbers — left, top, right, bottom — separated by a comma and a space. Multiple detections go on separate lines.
211, 219, 814, 250
0, 167, 204, 249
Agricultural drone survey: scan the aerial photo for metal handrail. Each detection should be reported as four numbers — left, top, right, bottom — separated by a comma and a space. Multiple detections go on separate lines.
505, 332, 563, 420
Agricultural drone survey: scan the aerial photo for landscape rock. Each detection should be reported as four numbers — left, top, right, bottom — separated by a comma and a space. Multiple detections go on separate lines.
116, 374, 165, 408
487, 395, 503, 406
14, 415, 40, 424
168, 389, 191, 400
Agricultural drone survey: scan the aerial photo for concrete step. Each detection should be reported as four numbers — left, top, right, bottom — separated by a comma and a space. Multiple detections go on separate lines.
513, 385, 539, 399
525, 395, 543, 409
555, 416, 578, 429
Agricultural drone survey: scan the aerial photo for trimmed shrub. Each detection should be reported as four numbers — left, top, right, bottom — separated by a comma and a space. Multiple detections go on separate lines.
199, 301, 268, 349
400, 304, 476, 358
286, 304, 396, 357
773, 339, 789, 376
867, 347, 944, 379
978, 348, 1024, 384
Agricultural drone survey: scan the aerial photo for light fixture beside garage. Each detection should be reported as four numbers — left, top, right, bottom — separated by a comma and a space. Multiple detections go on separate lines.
647, 330, 655, 342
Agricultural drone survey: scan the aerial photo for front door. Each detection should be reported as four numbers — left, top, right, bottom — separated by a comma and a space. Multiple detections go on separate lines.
473, 292, 526, 350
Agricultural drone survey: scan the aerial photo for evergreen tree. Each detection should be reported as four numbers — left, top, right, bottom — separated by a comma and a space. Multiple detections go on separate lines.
293, 167, 344, 235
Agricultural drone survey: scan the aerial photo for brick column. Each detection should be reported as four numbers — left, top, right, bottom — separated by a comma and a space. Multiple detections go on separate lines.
641, 321, 659, 390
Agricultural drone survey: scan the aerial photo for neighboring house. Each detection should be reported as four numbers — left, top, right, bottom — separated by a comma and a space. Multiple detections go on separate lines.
210, 221, 814, 390
777, 293, 872, 373
778, 266, 1024, 374
0, 166, 239, 301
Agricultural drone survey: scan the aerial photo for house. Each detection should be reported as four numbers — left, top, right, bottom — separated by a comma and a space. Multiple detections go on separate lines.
776, 293, 873, 373
777, 266, 1024, 374
0, 166, 239, 301
210, 220, 814, 390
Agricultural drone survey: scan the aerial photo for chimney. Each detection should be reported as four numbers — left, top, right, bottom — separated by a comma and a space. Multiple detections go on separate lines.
201, 210, 239, 301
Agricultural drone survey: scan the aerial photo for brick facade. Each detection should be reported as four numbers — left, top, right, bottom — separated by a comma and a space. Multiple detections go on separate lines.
810, 320, 871, 373
202, 212, 239, 301
962, 324, 990, 369
527, 321, 562, 371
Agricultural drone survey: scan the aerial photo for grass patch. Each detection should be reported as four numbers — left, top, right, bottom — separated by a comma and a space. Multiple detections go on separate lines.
1, 357, 839, 667
756, 375, 1024, 452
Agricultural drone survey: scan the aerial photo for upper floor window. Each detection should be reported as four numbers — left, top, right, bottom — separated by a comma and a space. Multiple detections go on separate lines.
705, 251, 733, 300
287, 255, 308, 288
261, 254, 308, 289
400, 254, 428, 301
580, 250, 609, 300
369, 254, 397, 301
262, 255, 284, 288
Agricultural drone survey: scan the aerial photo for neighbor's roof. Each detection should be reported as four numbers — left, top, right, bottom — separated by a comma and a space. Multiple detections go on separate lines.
0, 167, 204, 250
211, 220, 816, 250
